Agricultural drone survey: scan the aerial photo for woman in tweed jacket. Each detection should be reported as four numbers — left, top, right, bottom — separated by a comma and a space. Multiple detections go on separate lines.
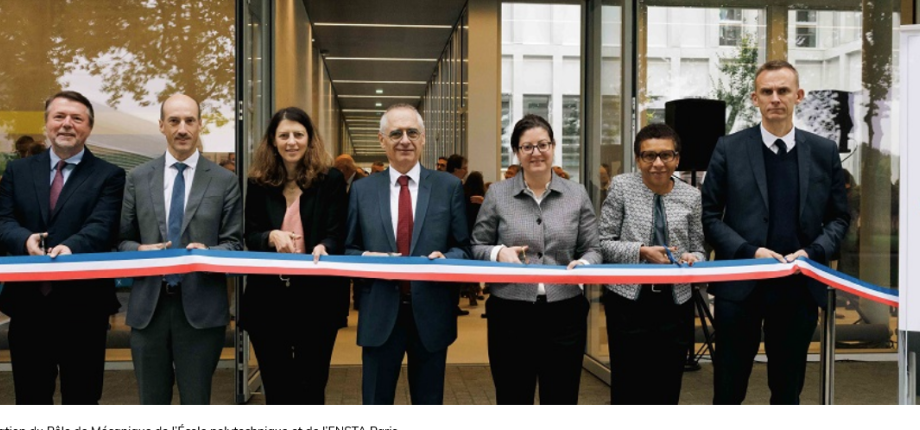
471, 114, 602, 405
599, 123, 706, 405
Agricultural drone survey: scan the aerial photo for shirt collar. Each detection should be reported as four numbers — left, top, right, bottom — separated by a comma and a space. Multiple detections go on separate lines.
49, 147, 85, 169
514, 170, 562, 196
760, 123, 796, 151
388, 162, 421, 187
165, 149, 200, 171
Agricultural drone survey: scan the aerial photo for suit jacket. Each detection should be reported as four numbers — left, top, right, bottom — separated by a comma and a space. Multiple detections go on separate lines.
345, 165, 470, 351
118, 154, 243, 329
0, 148, 125, 317
701, 126, 850, 307
470, 170, 602, 302
241, 169, 349, 330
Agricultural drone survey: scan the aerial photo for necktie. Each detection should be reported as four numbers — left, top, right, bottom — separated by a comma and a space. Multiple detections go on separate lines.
49, 160, 66, 211
396, 175, 413, 295
166, 162, 187, 287
652, 194, 668, 247
774, 138, 787, 156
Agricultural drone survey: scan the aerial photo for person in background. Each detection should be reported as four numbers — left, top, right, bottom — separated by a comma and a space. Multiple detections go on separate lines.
0, 91, 125, 404
701, 60, 849, 405
14, 136, 35, 159
334, 154, 360, 191
471, 114, 601, 404
371, 161, 386, 174
118, 94, 243, 405
446, 154, 469, 182
503, 164, 519, 180
242, 107, 348, 404
436, 156, 448, 172
552, 165, 570, 180
598, 123, 705, 405
219, 158, 236, 173
27, 141, 46, 157
599, 163, 611, 203
462, 171, 486, 307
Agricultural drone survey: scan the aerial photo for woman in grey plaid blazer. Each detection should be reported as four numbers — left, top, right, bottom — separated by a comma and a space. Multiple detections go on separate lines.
471, 114, 601, 405
598, 123, 706, 405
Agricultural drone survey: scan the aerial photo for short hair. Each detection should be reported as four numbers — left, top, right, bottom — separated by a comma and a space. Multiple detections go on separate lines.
44, 91, 95, 128
446, 154, 466, 173
754, 60, 800, 88
438, 156, 448, 162
633, 123, 682, 156
379, 103, 425, 134
372, 161, 385, 168
160, 96, 202, 120
14, 135, 35, 155
510, 114, 554, 153
506, 164, 520, 173
27, 141, 46, 156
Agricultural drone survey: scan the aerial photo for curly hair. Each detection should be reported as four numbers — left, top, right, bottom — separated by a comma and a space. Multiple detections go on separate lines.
248, 107, 331, 189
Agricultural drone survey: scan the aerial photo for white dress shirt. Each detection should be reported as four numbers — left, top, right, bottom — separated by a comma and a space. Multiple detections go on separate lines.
48, 147, 84, 185
163, 150, 200, 217
388, 163, 421, 238
760, 123, 796, 154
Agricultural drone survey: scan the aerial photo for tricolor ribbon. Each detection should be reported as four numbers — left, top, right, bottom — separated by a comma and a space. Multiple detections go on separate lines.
0, 249, 898, 307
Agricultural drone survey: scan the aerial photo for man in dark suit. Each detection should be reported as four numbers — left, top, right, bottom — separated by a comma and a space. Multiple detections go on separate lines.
0, 91, 125, 404
118, 94, 243, 404
702, 60, 849, 404
345, 103, 470, 405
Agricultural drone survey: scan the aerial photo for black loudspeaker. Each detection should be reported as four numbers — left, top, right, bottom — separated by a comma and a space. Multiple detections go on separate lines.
665, 99, 726, 172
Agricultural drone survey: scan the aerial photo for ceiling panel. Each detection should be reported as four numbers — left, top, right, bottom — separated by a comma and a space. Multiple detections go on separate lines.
325, 60, 438, 84
303, 0, 465, 26
313, 27, 452, 59
334, 82, 428, 97
338, 97, 421, 110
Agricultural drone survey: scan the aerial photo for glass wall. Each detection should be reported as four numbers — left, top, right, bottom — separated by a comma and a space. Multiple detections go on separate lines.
0, 0, 237, 365
501, 2, 583, 182
419, 8, 468, 167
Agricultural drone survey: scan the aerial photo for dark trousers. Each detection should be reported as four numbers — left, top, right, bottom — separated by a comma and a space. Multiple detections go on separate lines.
362, 302, 448, 405
248, 323, 339, 405
713, 276, 818, 405
131, 291, 225, 405
487, 295, 588, 405
8, 300, 109, 405
604, 286, 692, 405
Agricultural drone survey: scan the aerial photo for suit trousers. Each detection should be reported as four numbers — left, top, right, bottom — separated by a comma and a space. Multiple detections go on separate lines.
8, 295, 109, 405
247, 322, 339, 405
131, 290, 225, 405
362, 301, 447, 405
713, 276, 818, 405
604, 286, 692, 405
487, 295, 588, 405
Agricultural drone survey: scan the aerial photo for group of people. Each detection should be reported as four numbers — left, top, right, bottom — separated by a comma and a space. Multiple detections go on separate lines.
0, 59, 848, 406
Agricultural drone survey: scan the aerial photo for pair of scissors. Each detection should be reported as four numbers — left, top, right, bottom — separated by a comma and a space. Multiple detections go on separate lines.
663, 245, 685, 267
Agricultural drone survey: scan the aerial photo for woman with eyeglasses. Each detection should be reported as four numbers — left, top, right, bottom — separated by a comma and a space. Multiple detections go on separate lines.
241, 107, 348, 404
598, 123, 706, 405
471, 114, 601, 404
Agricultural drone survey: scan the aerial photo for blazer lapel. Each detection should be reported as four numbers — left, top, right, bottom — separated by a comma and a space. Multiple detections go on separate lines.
50, 150, 95, 222
795, 129, 811, 217
410, 167, 431, 255
377, 172, 398, 252
269, 186, 287, 230
746, 129, 769, 210
149, 158, 169, 241
181, 159, 212, 236
31, 152, 51, 225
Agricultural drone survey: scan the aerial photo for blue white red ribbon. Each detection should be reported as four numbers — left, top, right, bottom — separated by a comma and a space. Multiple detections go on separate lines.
0, 249, 898, 306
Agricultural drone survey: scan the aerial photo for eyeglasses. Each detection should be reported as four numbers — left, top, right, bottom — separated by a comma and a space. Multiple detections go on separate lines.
519, 141, 553, 154
638, 150, 679, 163
387, 128, 421, 142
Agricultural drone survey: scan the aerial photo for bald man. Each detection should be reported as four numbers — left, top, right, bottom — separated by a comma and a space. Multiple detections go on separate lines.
118, 94, 243, 404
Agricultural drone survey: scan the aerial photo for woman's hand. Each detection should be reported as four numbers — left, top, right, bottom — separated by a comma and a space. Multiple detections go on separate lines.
269, 230, 302, 254
469, 195, 484, 204
498, 245, 528, 264
678, 252, 699, 266
312, 244, 328, 263
566, 260, 584, 270
639, 245, 677, 264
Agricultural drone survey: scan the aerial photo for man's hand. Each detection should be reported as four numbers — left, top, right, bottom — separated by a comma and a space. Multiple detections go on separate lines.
469, 195, 484, 205
678, 252, 699, 266
312, 244, 328, 263
269, 230, 302, 254
784, 249, 809, 263
640, 246, 677, 264
755, 247, 787, 263
428, 251, 445, 259
25, 232, 47, 256
566, 260, 584, 270
137, 241, 172, 251
497, 245, 528, 264
48, 244, 71, 258
186, 243, 208, 250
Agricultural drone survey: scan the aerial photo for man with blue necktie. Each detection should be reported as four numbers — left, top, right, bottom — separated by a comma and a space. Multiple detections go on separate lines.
118, 94, 242, 404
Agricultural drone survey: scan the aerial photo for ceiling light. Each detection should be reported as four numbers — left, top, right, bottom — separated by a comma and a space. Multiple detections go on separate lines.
314, 23, 452, 29
375, 102, 382, 107
376, 89, 384, 94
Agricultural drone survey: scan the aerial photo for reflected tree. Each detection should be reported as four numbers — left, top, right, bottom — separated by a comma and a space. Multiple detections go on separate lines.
710, 33, 758, 134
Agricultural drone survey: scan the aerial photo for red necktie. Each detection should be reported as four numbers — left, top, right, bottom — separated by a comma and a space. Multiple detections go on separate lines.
396, 175, 413, 295
50, 160, 66, 211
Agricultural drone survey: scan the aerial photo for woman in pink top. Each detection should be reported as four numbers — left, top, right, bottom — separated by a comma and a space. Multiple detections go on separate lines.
241, 107, 348, 404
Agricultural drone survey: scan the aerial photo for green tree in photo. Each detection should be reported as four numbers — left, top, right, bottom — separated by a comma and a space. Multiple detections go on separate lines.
711, 33, 759, 134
